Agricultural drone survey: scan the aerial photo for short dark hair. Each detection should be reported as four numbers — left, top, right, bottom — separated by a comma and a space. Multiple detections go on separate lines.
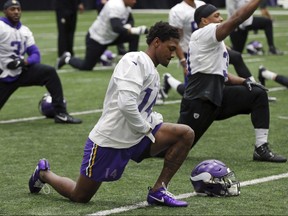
146, 21, 179, 45
194, 4, 218, 25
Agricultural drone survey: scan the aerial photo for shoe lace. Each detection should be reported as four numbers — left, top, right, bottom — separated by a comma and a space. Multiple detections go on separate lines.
257, 143, 274, 157
34, 179, 44, 188
161, 182, 175, 199
42, 184, 51, 195
33, 179, 51, 194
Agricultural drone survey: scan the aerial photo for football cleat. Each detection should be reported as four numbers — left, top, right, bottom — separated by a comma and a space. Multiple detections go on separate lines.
155, 89, 165, 105
162, 73, 171, 97
56, 52, 71, 69
253, 143, 287, 163
147, 183, 188, 207
258, 65, 266, 86
54, 113, 82, 124
29, 159, 50, 193
258, 66, 277, 102
268, 46, 283, 55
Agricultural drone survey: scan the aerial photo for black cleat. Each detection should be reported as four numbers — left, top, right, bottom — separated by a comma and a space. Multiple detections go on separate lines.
54, 113, 82, 124
162, 73, 171, 96
253, 143, 287, 163
155, 88, 165, 105
268, 47, 283, 55
258, 65, 266, 86
56, 52, 71, 69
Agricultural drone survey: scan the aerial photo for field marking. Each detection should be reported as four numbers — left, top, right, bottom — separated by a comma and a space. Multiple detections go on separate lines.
88, 172, 288, 216
0, 85, 287, 124
0, 101, 181, 124
278, 116, 288, 120
0, 108, 104, 124
268, 86, 287, 92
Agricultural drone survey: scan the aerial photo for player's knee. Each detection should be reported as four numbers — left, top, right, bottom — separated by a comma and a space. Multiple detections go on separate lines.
255, 86, 268, 96
181, 125, 194, 149
42, 66, 59, 80
253, 87, 269, 104
234, 53, 242, 63
70, 194, 91, 203
266, 19, 273, 28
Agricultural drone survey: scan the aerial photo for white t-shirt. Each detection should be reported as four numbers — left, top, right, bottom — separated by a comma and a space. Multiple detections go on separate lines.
0, 20, 35, 79
169, 0, 205, 52
89, 0, 131, 44
89, 51, 163, 149
188, 23, 229, 80
226, 0, 253, 29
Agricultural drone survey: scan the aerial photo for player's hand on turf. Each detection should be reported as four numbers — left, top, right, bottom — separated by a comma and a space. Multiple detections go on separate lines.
243, 78, 268, 91
7, 57, 25, 70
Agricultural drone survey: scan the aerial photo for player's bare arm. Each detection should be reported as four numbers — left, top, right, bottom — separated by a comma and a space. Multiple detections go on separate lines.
216, 0, 262, 41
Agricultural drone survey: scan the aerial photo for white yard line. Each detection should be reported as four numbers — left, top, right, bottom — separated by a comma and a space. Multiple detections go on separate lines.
0, 108, 104, 124
87, 172, 288, 216
1, 85, 287, 124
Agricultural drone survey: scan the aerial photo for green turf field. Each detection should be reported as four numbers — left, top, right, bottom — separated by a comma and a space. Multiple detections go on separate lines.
0, 8, 287, 215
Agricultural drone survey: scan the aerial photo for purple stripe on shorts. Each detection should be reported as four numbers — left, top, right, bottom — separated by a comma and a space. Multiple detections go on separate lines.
80, 123, 162, 182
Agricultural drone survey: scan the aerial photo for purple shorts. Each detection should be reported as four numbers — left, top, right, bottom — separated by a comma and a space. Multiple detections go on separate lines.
80, 123, 162, 182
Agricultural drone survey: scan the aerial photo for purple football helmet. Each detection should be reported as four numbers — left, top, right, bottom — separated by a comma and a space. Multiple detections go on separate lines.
100, 50, 117, 66
246, 41, 264, 55
38, 93, 66, 118
190, 159, 240, 197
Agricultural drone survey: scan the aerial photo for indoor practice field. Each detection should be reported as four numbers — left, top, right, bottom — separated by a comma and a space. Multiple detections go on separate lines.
0, 7, 288, 216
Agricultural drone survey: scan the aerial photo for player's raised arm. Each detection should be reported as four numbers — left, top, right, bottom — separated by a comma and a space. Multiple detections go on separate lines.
216, 0, 262, 41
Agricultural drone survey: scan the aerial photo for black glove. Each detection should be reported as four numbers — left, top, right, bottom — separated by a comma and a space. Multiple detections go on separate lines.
243, 78, 268, 91
7, 58, 25, 70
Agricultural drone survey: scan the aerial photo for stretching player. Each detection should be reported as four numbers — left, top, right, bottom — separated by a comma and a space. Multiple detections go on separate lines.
29, 21, 195, 207
177, 2, 286, 162
95, 0, 127, 55
159, 0, 273, 102
56, 0, 147, 71
0, 0, 81, 124
226, 0, 283, 55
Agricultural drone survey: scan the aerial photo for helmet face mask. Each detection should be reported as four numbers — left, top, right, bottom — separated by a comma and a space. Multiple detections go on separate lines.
190, 159, 240, 197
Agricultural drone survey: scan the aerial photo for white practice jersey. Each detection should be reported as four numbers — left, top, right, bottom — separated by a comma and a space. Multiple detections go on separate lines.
89, 0, 131, 44
89, 51, 163, 149
188, 23, 229, 80
169, 0, 205, 52
226, 0, 253, 29
0, 20, 35, 79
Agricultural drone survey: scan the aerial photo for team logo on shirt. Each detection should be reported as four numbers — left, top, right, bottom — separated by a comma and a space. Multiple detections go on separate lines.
193, 113, 200, 119
132, 61, 137, 66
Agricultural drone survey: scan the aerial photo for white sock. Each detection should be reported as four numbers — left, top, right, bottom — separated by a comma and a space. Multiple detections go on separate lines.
255, 128, 269, 148
167, 75, 182, 90
249, 76, 256, 82
262, 70, 277, 81
65, 56, 71, 64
